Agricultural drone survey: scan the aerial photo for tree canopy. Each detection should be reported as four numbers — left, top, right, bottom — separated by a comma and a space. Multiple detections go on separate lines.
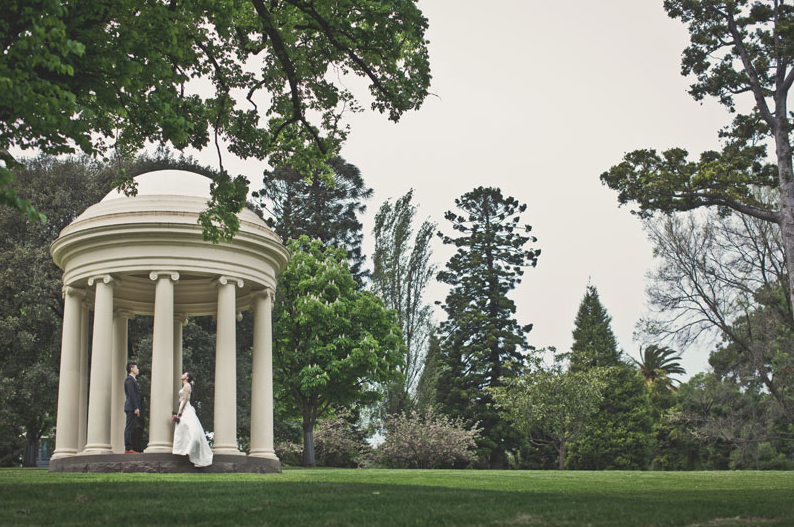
1, 0, 431, 239
600, 0, 794, 317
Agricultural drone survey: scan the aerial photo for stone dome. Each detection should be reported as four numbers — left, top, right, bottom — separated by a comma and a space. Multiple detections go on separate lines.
50, 169, 289, 316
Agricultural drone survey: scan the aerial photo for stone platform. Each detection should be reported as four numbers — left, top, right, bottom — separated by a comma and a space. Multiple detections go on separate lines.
48, 453, 281, 473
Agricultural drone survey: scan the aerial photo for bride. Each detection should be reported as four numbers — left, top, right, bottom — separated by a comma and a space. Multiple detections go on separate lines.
172, 372, 213, 467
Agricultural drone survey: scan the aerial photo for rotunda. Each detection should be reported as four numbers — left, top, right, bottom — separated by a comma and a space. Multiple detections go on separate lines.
48, 170, 289, 473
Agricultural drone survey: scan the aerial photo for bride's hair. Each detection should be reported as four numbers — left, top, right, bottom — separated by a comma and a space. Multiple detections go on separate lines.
186, 372, 195, 384
185, 372, 196, 401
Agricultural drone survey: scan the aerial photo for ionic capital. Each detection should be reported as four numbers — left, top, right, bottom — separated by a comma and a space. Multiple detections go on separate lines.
114, 309, 136, 320
215, 275, 244, 288
62, 286, 87, 300
87, 274, 115, 287
149, 271, 180, 282
251, 287, 276, 305
174, 314, 188, 325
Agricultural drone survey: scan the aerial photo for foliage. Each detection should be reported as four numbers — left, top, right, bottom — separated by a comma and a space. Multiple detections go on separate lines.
273, 236, 403, 466
1, 0, 431, 239
566, 364, 655, 470
434, 186, 540, 467
254, 156, 373, 284
489, 362, 604, 470
639, 208, 794, 426
0, 155, 116, 465
313, 413, 371, 468
414, 331, 442, 411
371, 189, 437, 415
600, 0, 794, 318
566, 285, 621, 371
377, 407, 481, 469
631, 345, 686, 388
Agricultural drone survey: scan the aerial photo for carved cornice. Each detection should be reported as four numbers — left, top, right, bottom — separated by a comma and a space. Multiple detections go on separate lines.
149, 271, 180, 282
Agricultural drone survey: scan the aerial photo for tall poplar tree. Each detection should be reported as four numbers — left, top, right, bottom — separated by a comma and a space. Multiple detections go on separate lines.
255, 156, 372, 285
435, 186, 540, 468
371, 190, 436, 414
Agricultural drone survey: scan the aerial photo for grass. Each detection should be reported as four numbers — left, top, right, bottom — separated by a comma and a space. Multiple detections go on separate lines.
1, 468, 793, 527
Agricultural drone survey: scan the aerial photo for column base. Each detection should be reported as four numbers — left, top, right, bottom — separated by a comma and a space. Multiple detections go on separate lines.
80, 445, 113, 455
144, 443, 174, 454
248, 449, 279, 461
213, 446, 245, 456
50, 449, 78, 460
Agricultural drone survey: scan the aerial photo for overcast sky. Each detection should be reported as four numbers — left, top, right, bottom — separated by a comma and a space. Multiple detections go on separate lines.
183, 1, 741, 379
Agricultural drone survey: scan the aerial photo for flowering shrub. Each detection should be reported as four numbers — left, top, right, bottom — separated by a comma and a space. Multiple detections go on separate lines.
377, 408, 481, 468
274, 440, 304, 466
314, 415, 371, 467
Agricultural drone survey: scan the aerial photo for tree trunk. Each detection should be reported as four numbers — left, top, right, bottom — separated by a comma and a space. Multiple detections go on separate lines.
23, 440, 37, 467
558, 440, 566, 471
302, 419, 316, 467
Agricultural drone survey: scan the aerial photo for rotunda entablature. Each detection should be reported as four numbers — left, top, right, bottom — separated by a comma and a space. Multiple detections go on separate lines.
50, 170, 289, 315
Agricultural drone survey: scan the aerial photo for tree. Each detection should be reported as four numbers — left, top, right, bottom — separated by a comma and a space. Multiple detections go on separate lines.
1, 0, 431, 239
254, 156, 372, 284
632, 345, 686, 388
0, 155, 115, 465
565, 286, 654, 470
489, 364, 604, 470
639, 208, 794, 426
371, 190, 437, 415
435, 186, 540, 468
567, 285, 621, 371
273, 236, 403, 466
600, 1, 794, 319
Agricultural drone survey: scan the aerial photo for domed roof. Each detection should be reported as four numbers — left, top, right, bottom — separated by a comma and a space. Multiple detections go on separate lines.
51, 169, 289, 309
101, 170, 213, 201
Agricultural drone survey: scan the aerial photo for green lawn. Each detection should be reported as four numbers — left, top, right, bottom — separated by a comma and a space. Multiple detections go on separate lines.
1, 468, 793, 527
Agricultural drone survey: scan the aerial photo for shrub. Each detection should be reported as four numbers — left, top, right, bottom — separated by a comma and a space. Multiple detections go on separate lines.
314, 415, 372, 467
378, 408, 480, 468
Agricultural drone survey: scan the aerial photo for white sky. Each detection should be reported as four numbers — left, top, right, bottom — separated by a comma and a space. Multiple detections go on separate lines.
182, 1, 739, 380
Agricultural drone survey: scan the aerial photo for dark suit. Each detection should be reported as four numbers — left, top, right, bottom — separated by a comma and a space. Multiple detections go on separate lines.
124, 374, 142, 451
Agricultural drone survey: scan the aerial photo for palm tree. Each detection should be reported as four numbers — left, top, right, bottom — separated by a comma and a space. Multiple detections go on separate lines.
632, 345, 685, 389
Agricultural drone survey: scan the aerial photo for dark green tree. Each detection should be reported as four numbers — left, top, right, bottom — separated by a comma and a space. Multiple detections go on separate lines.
1, 0, 431, 239
254, 156, 372, 284
372, 190, 436, 415
273, 236, 403, 466
435, 186, 540, 468
600, 0, 794, 319
567, 285, 621, 372
565, 286, 654, 470
0, 155, 115, 466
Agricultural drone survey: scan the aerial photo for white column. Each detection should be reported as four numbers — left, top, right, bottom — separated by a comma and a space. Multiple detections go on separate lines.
173, 315, 186, 412
110, 310, 133, 454
51, 286, 86, 460
145, 271, 179, 453
82, 275, 115, 455
77, 301, 90, 452
250, 288, 278, 459
213, 275, 244, 455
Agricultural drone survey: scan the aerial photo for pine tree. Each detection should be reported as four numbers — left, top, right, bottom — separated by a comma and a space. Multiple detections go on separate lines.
435, 186, 540, 468
254, 156, 373, 285
565, 285, 654, 469
568, 285, 621, 371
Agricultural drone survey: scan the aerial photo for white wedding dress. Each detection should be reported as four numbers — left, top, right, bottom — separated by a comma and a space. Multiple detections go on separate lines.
172, 386, 213, 467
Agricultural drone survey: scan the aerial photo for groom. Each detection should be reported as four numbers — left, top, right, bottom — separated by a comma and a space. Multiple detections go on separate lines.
124, 362, 142, 454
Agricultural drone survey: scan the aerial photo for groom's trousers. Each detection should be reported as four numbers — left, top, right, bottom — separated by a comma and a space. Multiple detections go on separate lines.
124, 410, 137, 451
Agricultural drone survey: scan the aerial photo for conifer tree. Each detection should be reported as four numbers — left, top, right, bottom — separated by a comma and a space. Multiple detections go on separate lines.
434, 186, 540, 468
568, 285, 621, 371
565, 285, 654, 469
255, 156, 373, 285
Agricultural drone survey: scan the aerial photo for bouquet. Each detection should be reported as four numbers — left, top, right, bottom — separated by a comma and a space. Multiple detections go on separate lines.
172, 414, 180, 424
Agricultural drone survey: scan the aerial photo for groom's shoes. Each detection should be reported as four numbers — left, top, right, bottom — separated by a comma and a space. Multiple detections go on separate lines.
124, 450, 140, 454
